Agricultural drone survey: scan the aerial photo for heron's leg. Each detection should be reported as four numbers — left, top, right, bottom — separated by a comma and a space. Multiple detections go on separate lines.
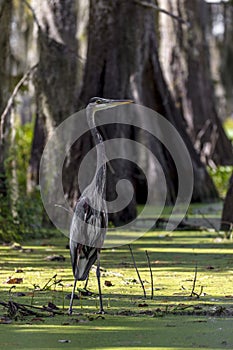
68, 279, 77, 315
84, 273, 89, 290
96, 249, 104, 314
68, 248, 81, 315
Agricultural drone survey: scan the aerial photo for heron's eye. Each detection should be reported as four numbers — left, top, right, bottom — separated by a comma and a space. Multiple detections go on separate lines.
96, 99, 102, 104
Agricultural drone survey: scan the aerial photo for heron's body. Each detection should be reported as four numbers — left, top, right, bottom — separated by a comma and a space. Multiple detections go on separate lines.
69, 196, 107, 281
68, 97, 133, 315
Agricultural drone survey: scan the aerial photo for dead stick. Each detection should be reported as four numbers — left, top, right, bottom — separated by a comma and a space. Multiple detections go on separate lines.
145, 250, 154, 300
41, 274, 57, 290
0, 300, 64, 315
197, 210, 219, 233
128, 245, 146, 298
0, 63, 38, 143
190, 263, 197, 297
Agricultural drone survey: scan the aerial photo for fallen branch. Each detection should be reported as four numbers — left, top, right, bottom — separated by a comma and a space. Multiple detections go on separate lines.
128, 245, 146, 298
134, 0, 189, 25
0, 300, 64, 318
133, 217, 204, 231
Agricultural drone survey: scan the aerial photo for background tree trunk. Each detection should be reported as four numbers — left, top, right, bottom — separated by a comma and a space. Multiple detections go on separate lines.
159, 0, 233, 166
28, 0, 78, 190
220, 2, 233, 117
65, 0, 218, 226
72, 0, 139, 224
221, 173, 233, 231
0, 0, 13, 195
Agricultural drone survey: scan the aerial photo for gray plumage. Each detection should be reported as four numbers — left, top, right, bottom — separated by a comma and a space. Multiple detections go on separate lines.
68, 97, 133, 315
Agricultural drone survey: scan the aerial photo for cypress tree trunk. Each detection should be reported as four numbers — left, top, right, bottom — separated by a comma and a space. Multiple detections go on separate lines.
28, 0, 78, 190
0, 0, 13, 195
221, 173, 233, 231
159, 0, 233, 166
66, 0, 217, 226
220, 3, 233, 117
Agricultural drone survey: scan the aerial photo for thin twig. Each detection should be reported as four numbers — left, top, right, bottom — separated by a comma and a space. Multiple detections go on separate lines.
0, 64, 38, 144
8, 286, 16, 301
54, 204, 73, 215
197, 210, 219, 233
134, 0, 189, 25
128, 245, 146, 298
21, 0, 40, 28
41, 274, 57, 291
198, 285, 204, 298
190, 263, 197, 297
145, 250, 154, 300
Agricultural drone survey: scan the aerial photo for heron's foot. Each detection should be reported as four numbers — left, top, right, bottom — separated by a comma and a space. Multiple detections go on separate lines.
96, 309, 106, 315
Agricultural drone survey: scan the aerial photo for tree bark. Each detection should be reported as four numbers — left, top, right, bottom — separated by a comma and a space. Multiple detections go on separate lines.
159, 0, 233, 166
66, 0, 217, 226
221, 173, 233, 231
0, 0, 13, 195
220, 3, 233, 117
73, 0, 139, 224
28, 0, 78, 190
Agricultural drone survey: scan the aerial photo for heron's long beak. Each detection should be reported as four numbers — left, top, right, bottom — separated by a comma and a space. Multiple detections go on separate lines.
93, 99, 134, 112
109, 99, 134, 107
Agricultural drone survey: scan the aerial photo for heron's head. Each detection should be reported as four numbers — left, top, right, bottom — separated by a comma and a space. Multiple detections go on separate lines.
87, 97, 133, 111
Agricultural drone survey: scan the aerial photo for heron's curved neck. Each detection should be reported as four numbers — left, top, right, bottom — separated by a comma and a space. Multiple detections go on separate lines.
87, 107, 106, 194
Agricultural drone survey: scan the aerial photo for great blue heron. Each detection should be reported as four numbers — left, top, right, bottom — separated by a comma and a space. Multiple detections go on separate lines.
68, 97, 133, 315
